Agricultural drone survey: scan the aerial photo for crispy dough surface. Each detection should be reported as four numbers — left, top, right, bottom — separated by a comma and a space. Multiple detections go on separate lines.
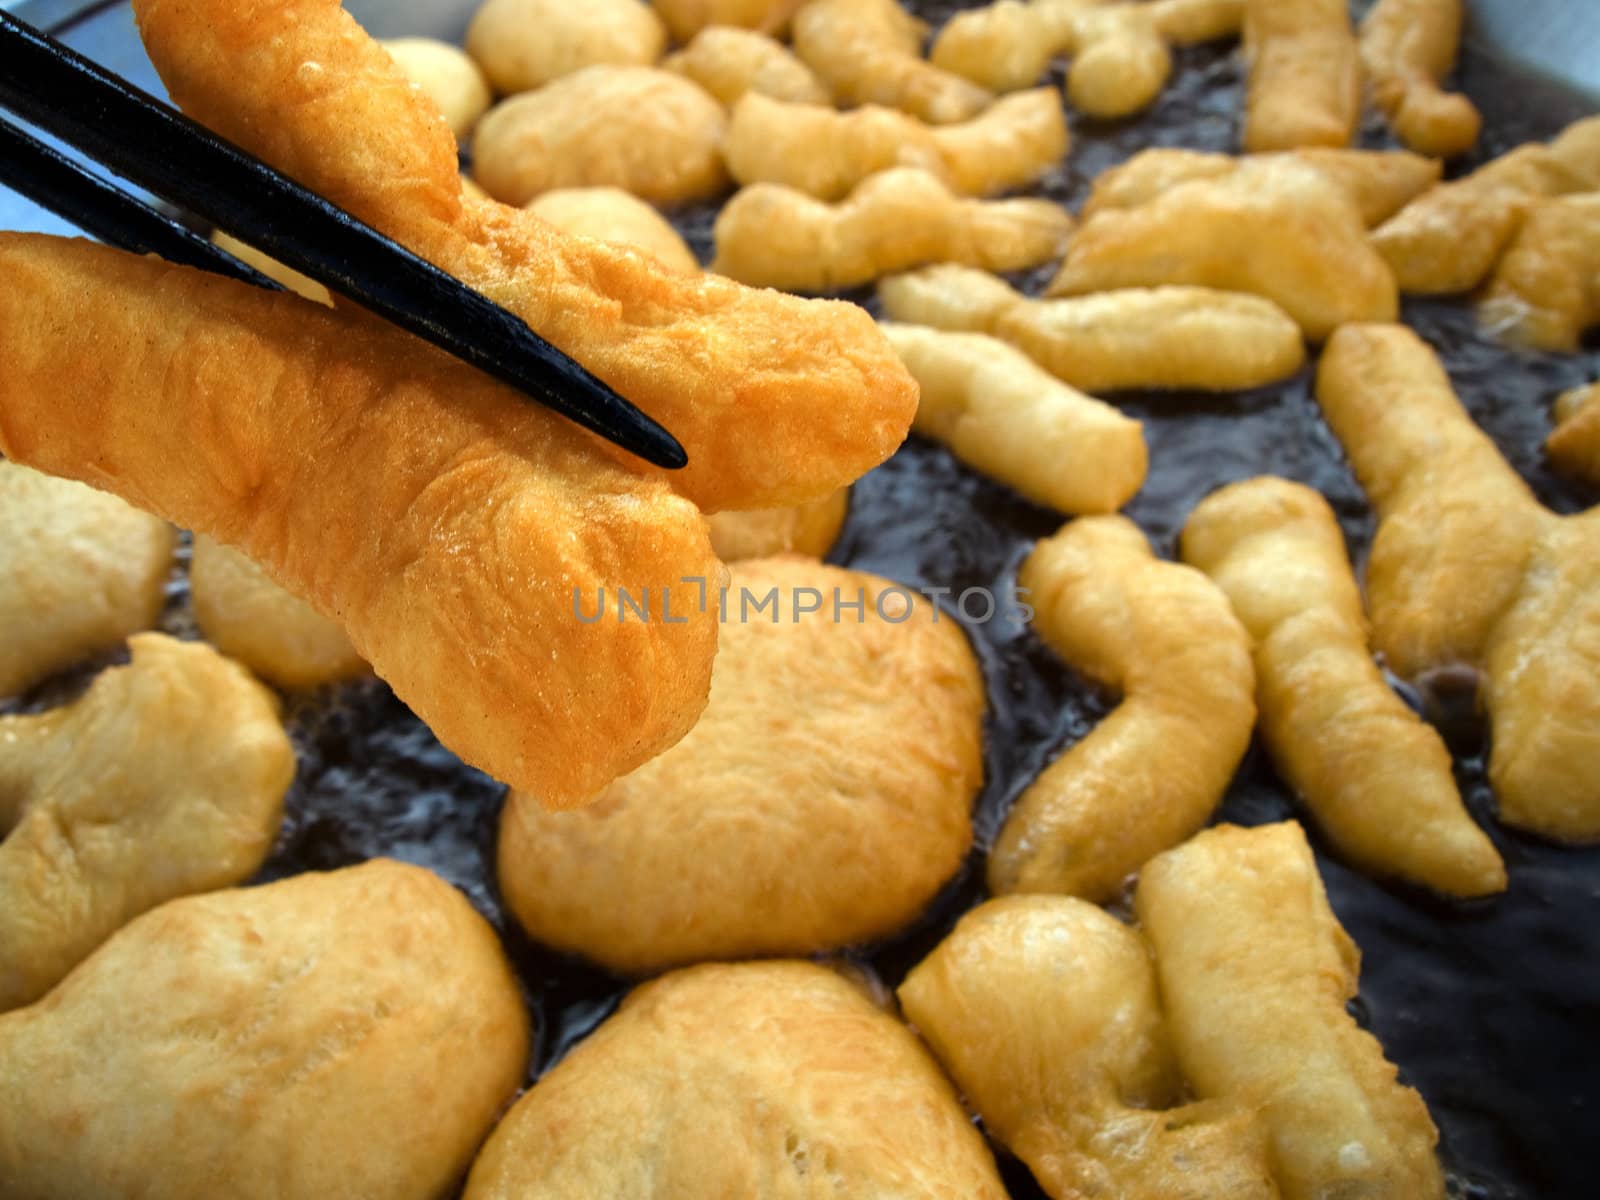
380, 37, 491, 140
525, 186, 700, 274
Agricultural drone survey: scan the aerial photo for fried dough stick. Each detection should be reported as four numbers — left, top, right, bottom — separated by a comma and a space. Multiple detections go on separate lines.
0, 235, 720, 809
711, 167, 1073, 293
1546, 381, 1600, 485
899, 896, 1281, 1200
1371, 114, 1600, 294
1318, 324, 1600, 841
722, 88, 1068, 200
880, 323, 1147, 514
1478, 194, 1600, 352
989, 517, 1255, 900
1082, 146, 1442, 226
132, 0, 918, 514
663, 27, 829, 107
1242, 0, 1360, 151
791, 0, 993, 125
1135, 822, 1446, 1200
880, 265, 1305, 392
1048, 160, 1397, 340
1181, 478, 1506, 897
1359, 0, 1481, 159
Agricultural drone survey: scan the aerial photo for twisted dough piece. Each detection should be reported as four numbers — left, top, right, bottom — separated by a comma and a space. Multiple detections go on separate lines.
1181, 478, 1506, 897
1371, 114, 1600, 294
133, 0, 918, 513
900, 896, 1281, 1200
1242, 0, 1360, 151
723, 87, 1067, 200
1082, 146, 1442, 226
989, 516, 1255, 901
1477, 193, 1600, 352
1545, 381, 1600, 485
0, 634, 292, 1011
1135, 822, 1445, 1200
1358, 0, 1480, 158
880, 322, 1147, 514
711, 167, 1072, 292
664, 27, 829, 107
880, 264, 1305, 392
792, 0, 993, 124
0, 235, 719, 808
1048, 159, 1397, 340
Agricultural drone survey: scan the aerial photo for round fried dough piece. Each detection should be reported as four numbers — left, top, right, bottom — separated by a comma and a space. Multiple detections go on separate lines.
466, 0, 666, 95
463, 961, 1008, 1200
705, 488, 849, 560
380, 37, 492, 139
473, 66, 727, 207
0, 860, 529, 1200
499, 557, 985, 975
0, 461, 174, 699
526, 186, 700, 273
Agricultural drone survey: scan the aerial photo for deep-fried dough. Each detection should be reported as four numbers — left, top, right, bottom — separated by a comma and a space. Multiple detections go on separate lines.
472, 66, 728, 206
1359, 0, 1479, 158
190, 535, 367, 691
1082, 146, 1442, 226
1242, 0, 1360, 151
989, 516, 1255, 900
712, 167, 1072, 292
212, 230, 332, 304
900, 895, 1281, 1200
498, 557, 984, 974
652, 0, 806, 42
135, 0, 918, 514
1047, 159, 1397, 340
1181, 478, 1506, 897
463, 961, 1008, 1199
1371, 115, 1600, 294
0, 860, 529, 1200
880, 265, 1306, 392
1546, 381, 1600, 484
0, 462, 174, 699
0, 235, 720, 807
664, 26, 829, 107
1478, 194, 1600, 352
1135, 822, 1446, 1200
464, 0, 666, 94
705, 489, 849, 560
792, 0, 993, 125
525, 186, 699, 273
724, 87, 1067, 200
380, 37, 491, 139
880, 323, 1147, 514
0, 634, 291, 1011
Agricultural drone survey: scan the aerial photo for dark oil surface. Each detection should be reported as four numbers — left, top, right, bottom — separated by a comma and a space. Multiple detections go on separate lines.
11, 4, 1600, 1198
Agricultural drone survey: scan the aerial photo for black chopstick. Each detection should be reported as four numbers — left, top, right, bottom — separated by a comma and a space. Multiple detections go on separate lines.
0, 10, 687, 472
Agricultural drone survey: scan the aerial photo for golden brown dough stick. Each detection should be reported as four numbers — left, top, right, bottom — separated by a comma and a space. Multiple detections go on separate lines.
705, 489, 849, 560
525, 186, 699, 274
380, 38, 492, 140
652, 0, 806, 42
0, 860, 529, 1200
1135, 822, 1446, 1200
1242, 0, 1360, 151
792, 0, 993, 125
0, 634, 292, 1011
465, 0, 666, 95
899, 896, 1281, 1200
1082, 146, 1442, 226
723, 88, 1067, 200
463, 962, 1008, 1199
880, 265, 1306, 392
711, 167, 1072, 293
989, 516, 1255, 900
1545, 381, 1600, 484
0, 234, 720, 809
134, 0, 919, 514
0, 462, 174, 698
1048, 160, 1396, 340
663, 26, 829, 107
1359, 0, 1479, 159
881, 323, 1146, 514
1371, 114, 1600, 294
1181, 478, 1506, 897
471, 66, 728, 207
1478, 194, 1600, 352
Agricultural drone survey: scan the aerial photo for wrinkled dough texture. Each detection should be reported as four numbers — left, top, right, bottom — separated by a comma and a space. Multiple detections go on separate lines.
463, 961, 1009, 1200
988, 516, 1256, 901
525, 186, 700, 274
1135, 822, 1445, 1200
465, 0, 666, 94
1478, 193, 1600, 352
664, 27, 829, 107
0, 461, 174, 699
0, 633, 292, 1011
705, 489, 850, 561
1358, 0, 1480, 158
380, 38, 491, 140
498, 558, 985, 975
0, 860, 530, 1200
1242, 0, 1360, 151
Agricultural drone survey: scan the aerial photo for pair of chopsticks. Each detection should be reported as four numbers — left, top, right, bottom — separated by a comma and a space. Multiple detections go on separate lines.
0, 10, 687, 471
